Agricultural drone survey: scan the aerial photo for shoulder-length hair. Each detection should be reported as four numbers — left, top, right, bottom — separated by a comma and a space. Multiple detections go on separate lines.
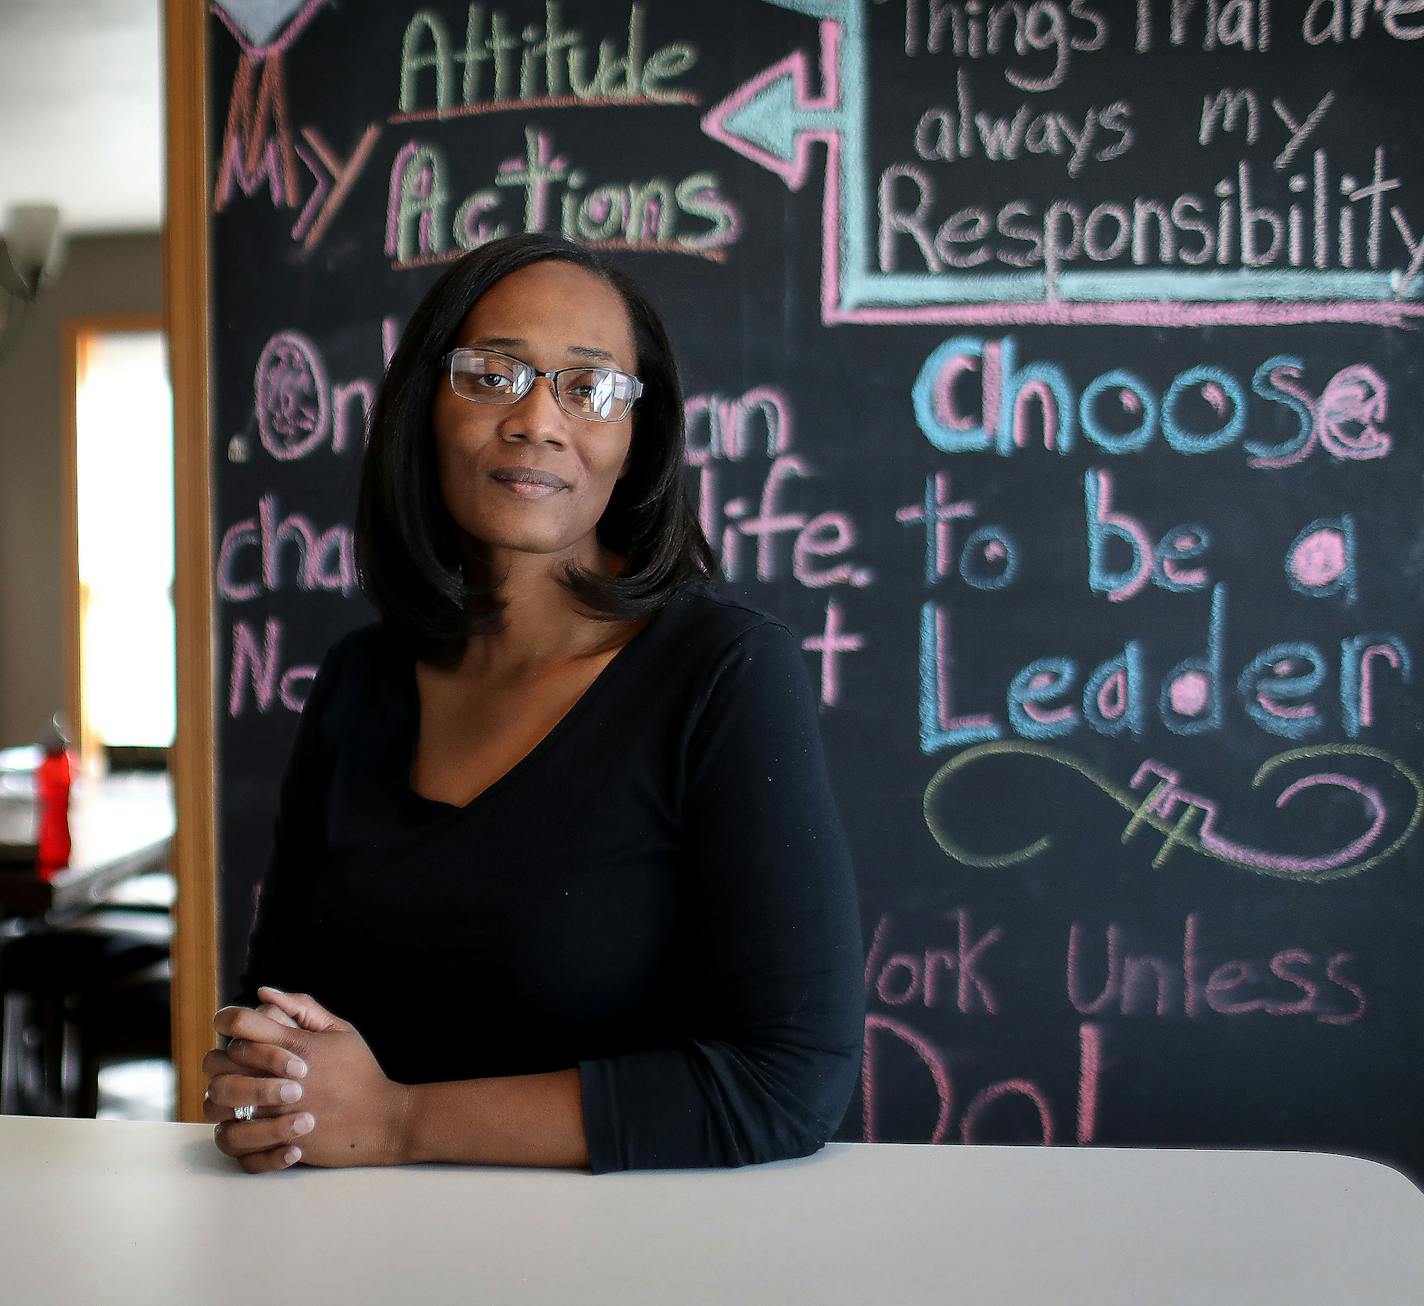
355, 232, 718, 664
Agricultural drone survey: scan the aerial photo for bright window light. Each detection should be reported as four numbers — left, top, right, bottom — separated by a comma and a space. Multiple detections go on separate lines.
75, 330, 175, 750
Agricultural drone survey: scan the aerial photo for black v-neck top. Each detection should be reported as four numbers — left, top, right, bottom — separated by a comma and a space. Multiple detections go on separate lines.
236, 580, 865, 1172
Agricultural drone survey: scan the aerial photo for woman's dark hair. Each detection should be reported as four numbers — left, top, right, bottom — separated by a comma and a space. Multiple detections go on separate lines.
355, 232, 718, 664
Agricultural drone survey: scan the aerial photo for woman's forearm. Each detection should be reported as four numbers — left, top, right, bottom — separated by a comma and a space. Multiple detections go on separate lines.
396, 1067, 591, 1168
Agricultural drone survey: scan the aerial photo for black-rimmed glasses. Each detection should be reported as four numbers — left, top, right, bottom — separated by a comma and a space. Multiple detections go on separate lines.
440, 347, 643, 423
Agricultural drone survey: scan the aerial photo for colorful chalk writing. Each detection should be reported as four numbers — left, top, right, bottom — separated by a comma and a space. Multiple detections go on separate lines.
859, 904, 1370, 1144
227, 617, 318, 718
701, 0, 1424, 323
915, 592, 1414, 745
386, 127, 739, 266
212, 2, 381, 249
910, 336, 1393, 464
218, 495, 358, 601
1067, 912, 1366, 1024
685, 382, 873, 705
253, 330, 375, 460
861, 1011, 1104, 1145
395, 3, 700, 119
922, 741, 1422, 882
863, 909, 1004, 1014
207, 0, 1424, 1177
895, 473, 1021, 589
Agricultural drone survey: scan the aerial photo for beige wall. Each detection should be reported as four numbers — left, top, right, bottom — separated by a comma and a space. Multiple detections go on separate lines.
0, 232, 163, 747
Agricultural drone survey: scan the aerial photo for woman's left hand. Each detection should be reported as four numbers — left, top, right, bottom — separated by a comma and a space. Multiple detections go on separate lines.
213, 987, 412, 1169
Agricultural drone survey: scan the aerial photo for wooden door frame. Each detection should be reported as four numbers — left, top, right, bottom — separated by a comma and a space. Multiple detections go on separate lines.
163, 0, 218, 1123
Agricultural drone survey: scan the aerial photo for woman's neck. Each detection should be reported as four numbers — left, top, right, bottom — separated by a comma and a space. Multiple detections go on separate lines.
457, 543, 626, 678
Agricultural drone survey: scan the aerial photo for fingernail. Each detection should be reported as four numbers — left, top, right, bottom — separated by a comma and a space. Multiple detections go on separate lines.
284, 1147, 302, 1166
279, 1081, 303, 1103
291, 1113, 314, 1135
286, 1058, 307, 1079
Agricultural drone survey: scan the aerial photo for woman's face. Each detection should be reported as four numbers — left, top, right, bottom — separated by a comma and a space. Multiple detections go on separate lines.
431, 260, 638, 572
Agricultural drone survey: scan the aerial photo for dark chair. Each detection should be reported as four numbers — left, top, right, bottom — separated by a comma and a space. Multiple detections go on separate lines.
0, 755, 176, 1116
0, 907, 172, 1116
72, 954, 173, 1118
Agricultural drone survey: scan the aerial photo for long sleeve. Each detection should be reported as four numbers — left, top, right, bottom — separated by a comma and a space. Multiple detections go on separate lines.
233, 635, 346, 1007
577, 619, 866, 1172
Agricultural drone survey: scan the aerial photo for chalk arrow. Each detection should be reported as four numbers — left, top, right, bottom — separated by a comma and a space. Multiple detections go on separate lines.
701, 21, 844, 193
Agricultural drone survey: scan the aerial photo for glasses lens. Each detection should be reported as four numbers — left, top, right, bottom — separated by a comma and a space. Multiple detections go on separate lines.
450, 351, 527, 403
557, 368, 634, 421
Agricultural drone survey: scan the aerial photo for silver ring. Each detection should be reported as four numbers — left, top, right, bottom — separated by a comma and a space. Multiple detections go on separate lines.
232, 1104, 257, 1121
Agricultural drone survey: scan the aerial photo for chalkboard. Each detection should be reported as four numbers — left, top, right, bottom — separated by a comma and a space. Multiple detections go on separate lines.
207, 0, 1424, 1182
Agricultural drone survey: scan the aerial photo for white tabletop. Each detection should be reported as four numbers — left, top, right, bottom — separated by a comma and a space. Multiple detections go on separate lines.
1, 1117, 1420, 1305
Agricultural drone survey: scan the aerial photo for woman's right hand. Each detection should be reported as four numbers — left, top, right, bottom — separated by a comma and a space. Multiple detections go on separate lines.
203, 1000, 313, 1173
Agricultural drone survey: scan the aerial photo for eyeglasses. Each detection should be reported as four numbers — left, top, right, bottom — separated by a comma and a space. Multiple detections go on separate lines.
440, 347, 644, 423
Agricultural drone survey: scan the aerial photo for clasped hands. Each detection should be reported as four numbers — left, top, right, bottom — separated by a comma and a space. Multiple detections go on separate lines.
204, 986, 412, 1173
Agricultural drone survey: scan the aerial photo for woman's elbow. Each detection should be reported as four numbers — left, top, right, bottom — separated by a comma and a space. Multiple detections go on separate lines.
742, 1034, 865, 1165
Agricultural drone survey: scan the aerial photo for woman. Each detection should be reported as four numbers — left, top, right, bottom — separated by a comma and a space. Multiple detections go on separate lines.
202, 233, 864, 1173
